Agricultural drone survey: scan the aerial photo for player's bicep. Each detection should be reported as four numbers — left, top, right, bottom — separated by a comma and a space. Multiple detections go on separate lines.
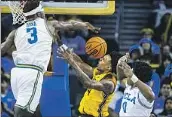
138, 91, 154, 109
89, 80, 114, 94
51, 20, 73, 31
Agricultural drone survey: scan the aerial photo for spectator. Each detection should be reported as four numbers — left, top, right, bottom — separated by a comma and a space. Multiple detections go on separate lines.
141, 28, 154, 39
156, 56, 172, 78
158, 97, 172, 117
154, 78, 172, 114
1, 68, 15, 117
1, 102, 14, 117
139, 38, 152, 56
61, 31, 86, 55
164, 64, 172, 79
160, 78, 171, 99
162, 44, 172, 58
129, 44, 143, 62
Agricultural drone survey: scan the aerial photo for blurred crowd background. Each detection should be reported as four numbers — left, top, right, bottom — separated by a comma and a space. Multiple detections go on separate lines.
1, 0, 172, 117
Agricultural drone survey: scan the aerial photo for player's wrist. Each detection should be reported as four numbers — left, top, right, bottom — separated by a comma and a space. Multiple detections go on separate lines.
131, 74, 138, 83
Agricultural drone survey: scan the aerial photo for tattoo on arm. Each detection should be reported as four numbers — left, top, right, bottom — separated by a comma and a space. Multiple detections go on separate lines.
72, 53, 93, 76
67, 57, 114, 93
75, 65, 114, 94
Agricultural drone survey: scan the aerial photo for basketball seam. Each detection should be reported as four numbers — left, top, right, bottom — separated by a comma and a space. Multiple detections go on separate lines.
94, 44, 102, 58
86, 42, 105, 54
86, 41, 101, 45
102, 42, 105, 56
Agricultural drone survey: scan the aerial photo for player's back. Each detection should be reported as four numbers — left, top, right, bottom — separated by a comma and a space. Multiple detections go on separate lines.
13, 18, 53, 72
119, 85, 154, 117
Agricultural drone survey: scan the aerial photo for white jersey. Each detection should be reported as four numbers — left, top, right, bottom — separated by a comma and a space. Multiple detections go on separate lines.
119, 83, 154, 117
12, 18, 53, 73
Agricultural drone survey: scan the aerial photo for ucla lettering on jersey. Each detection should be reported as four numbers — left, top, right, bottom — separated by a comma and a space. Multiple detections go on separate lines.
119, 85, 154, 117
123, 93, 136, 104
12, 18, 53, 73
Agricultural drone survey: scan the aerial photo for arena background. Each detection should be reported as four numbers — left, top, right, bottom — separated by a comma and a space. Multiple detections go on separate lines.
1, 0, 172, 117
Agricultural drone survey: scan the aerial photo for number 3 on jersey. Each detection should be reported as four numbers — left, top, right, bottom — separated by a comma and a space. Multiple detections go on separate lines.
27, 27, 38, 44
122, 101, 127, 113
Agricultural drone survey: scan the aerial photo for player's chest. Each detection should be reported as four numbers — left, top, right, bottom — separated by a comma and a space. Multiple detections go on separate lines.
122, 88, 138, 105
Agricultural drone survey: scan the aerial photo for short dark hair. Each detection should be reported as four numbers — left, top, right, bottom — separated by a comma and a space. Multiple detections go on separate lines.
109, 51, 123, 74
161, 78, 172, 88
23, 0, 40, 13
132, 62, 152, 83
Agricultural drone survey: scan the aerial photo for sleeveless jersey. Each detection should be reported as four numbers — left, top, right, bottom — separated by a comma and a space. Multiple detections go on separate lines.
119, 83, 154, 117
79, 68, 117, 117
12, 18, 53, 73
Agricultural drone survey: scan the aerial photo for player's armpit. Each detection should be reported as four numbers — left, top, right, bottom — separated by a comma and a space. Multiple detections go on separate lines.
1, 30, 16, 56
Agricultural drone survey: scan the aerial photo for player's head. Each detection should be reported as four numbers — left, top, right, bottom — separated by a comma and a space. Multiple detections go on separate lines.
23, 0, 44, 20
132, 62, 152, 83
97, 51, 122, 74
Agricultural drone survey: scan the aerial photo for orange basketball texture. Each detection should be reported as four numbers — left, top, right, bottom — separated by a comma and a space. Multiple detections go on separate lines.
85, 37, 107, 59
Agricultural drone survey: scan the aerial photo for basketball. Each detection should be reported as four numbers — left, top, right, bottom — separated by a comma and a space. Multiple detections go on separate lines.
85, 37, 107, 59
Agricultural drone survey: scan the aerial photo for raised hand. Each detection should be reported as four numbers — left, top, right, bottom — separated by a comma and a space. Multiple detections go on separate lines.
57, 46, 73, 61
118, 53, 130, 64
118, 61, 133, 79
85, 22, 101, 34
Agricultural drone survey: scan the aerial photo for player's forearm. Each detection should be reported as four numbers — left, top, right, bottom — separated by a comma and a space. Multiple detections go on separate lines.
70, 60, 92, 87
72, 53, 84, 63
72, 53, 93, 76
135, 80, 155, 102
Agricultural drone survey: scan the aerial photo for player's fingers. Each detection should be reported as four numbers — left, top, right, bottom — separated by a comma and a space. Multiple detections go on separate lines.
56, 56, 65, 59
118, 65, 123, 70
118, 63, 125, 69
122, 62, 130, 69
57, 49, 63, 55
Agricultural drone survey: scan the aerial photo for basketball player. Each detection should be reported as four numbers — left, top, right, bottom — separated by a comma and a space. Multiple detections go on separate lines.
58, 47, 122, 117
1, 1, 99, 117
117, 55, 155, 117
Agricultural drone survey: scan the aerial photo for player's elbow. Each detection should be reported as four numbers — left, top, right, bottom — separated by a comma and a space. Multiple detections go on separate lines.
83, 81, 92, 88
148, 91, 155, 102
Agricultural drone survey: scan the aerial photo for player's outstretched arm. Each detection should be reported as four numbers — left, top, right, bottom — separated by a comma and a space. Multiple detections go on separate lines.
69, 55, 114, 94
1, 30, 16, 56
71, 52, 93, 77
51, 20, 100, 34
58, 46, 93, 77
58, 47, 115, 93
119, 61, 155, 102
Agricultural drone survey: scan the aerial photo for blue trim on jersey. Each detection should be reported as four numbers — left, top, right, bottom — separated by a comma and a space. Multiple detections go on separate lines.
16, 64, 43, 72
137, 92, 153, 109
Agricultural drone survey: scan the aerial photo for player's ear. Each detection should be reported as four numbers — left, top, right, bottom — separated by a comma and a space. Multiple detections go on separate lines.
108, 65, 111, 71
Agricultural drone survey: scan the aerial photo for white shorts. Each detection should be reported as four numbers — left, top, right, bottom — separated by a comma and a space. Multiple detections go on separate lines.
11, 65, 43, 113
